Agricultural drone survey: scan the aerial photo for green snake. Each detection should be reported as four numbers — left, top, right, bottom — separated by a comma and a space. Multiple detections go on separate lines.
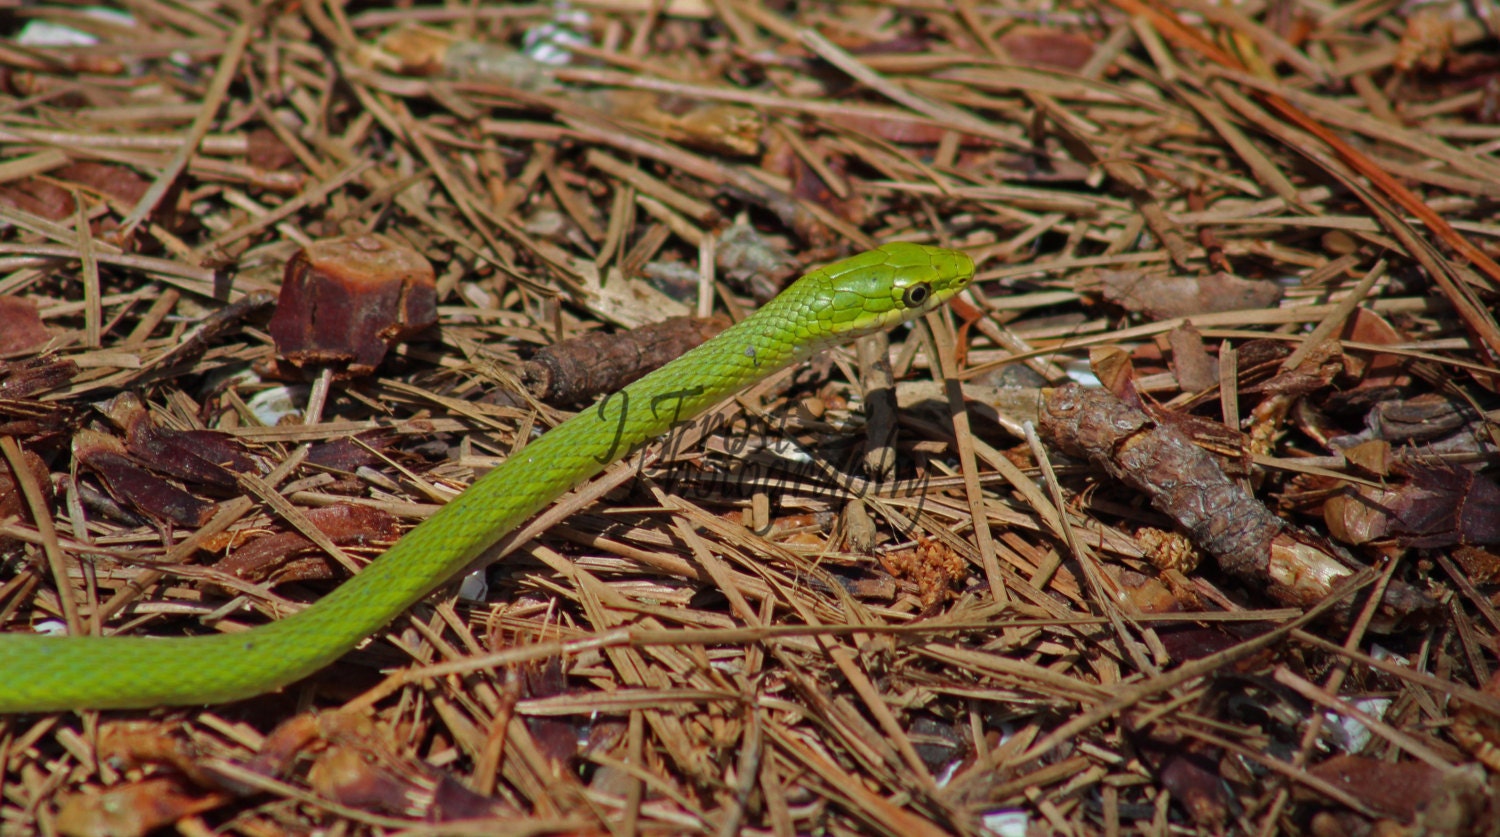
0, 243, 974, 711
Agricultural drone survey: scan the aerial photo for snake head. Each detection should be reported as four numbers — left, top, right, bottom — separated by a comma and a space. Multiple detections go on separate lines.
801, 242, 975, 344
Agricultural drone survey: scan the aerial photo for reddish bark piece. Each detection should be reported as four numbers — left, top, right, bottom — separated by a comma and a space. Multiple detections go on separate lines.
248, 712, 519, 822
1098, 269, 1283, 320
1451, 545, 1500, 586
1090, 345, 1137, 396
0, 356, 76, 399
211, 503, 401, 585
1137, 734, 1228, 827
1166, 323, 1218, 393
1305, 755, 1444, 820
0, 296, 52, 354
1338, 307, 1411, 388
791, 150, 865, 226
0, 176, 74, 220
104, 393, 257, 488
997, 26, 1097, 71
51, 161, 182, 234
304, 429, 401, 470
54, 775, 230, 837
210, 532, 336, 583
268, 233, 438, 376
52, 722, 241, 834
1341, 440, 1393, 477
243, 713, 322, 781
1153, 624, 1254, 663
71, 399, 260, 530
521, 315, 729, 406
1325, 463, 1500, 547
55, 161, 151, 207
0, 445, 51, 525
74, 433, 212, 528
0, 357, 80, 442
1110, 565, 1183, 613
521, 657, 587, 767
1356, 393, 1477, 445
245, 127, 300, 177
95, 720, 226, 788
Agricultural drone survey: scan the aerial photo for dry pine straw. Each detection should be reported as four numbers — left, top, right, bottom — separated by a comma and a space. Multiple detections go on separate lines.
0, 0, 1498, 834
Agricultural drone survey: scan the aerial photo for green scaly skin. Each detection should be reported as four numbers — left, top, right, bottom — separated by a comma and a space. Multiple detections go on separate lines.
0, 243, 974, 711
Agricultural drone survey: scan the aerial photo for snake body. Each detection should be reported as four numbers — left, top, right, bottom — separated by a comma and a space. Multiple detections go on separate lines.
0, 243, 973, 711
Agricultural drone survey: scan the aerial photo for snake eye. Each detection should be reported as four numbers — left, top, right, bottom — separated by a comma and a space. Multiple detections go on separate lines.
902, 283, 932, 307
